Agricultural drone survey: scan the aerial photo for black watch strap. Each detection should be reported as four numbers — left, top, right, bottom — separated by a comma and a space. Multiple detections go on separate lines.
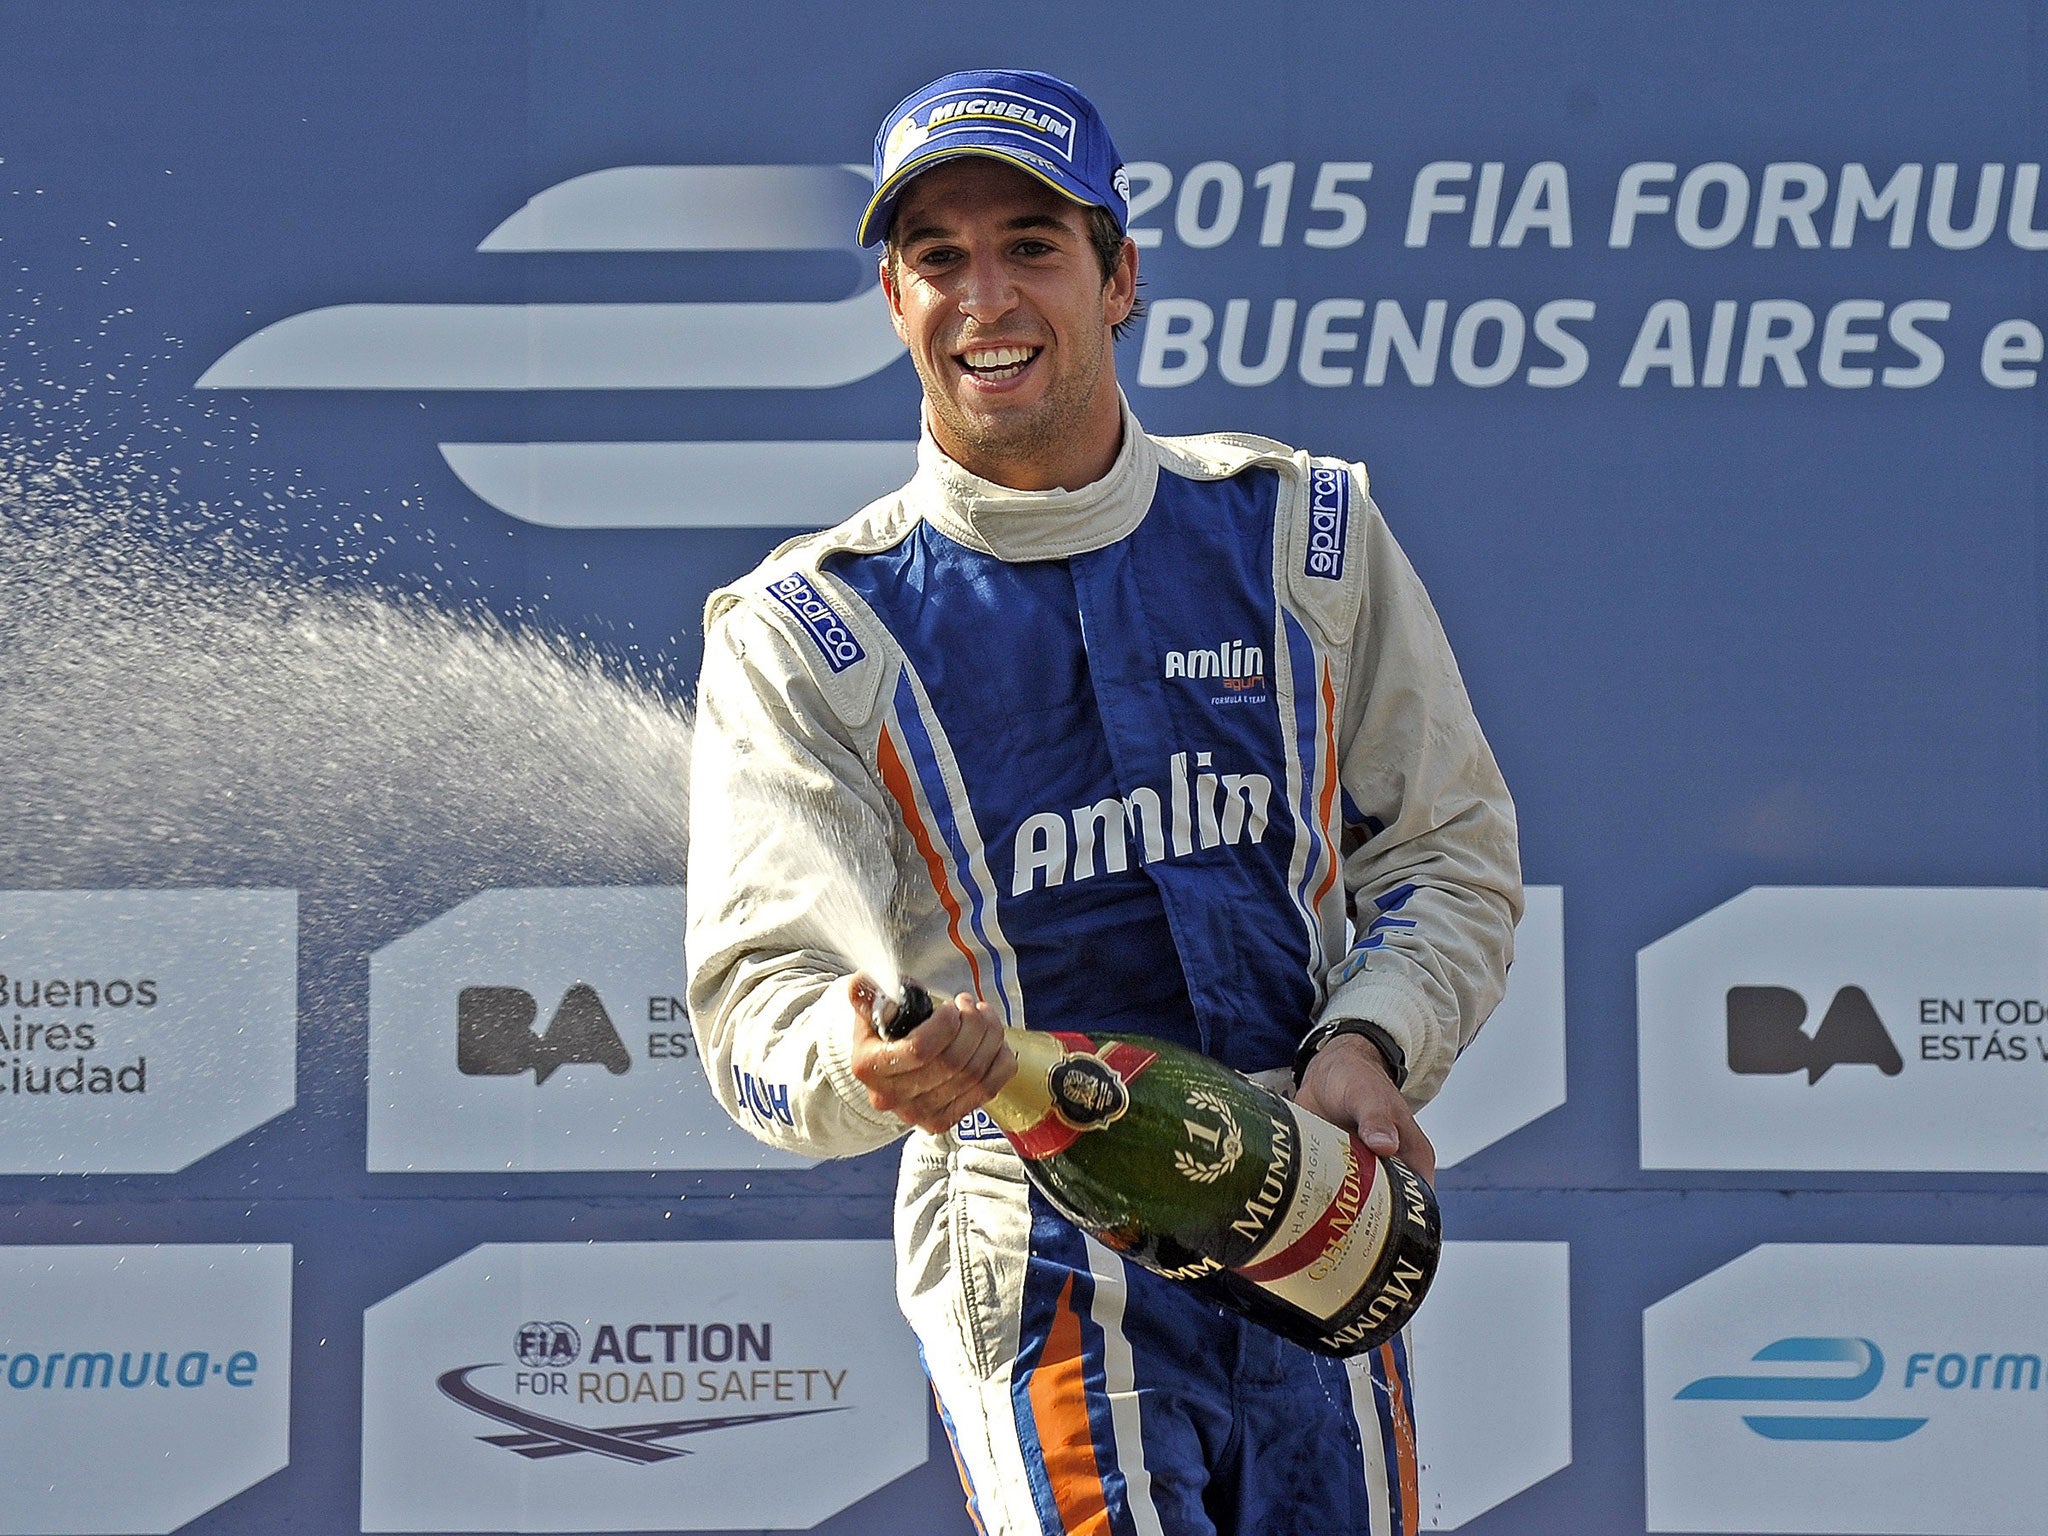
1293, 1018, 1408, 1089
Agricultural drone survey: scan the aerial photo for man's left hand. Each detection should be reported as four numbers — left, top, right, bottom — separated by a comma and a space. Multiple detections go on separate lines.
1293, 1035, 1437, 1185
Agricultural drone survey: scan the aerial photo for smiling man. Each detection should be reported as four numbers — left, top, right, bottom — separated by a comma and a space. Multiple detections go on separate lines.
687, 69, 1521, 1535
879, 153, 1133, 493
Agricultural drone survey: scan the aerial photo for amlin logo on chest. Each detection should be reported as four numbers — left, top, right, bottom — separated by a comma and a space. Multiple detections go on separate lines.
1011, 751, 1275, 896
1165, 639, 1267, 703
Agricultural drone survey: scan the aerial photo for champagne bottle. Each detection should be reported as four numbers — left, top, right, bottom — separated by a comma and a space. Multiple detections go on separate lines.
878, 981, 1440, 1358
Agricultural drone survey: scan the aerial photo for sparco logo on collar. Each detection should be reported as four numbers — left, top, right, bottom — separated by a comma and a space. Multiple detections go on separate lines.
767, 573, 866, 672
1305, 465, 1351, 580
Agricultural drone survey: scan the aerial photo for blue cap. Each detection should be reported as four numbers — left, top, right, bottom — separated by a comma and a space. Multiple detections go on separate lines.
857, 69, 1130, 248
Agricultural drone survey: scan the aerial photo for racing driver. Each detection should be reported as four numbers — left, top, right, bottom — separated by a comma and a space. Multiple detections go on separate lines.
687, 66, 1521, 1535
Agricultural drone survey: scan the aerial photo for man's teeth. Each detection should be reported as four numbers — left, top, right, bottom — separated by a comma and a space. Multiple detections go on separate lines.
961, 346, 1037, 377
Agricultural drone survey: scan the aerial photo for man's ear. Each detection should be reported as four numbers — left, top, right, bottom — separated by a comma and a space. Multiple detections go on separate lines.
1103, 237, 1138, 328
881, 254, 910, 344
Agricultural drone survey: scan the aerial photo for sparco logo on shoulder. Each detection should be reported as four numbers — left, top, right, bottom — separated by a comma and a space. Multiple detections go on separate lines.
1305, 465, 1351, 581
768, 573, 866, 673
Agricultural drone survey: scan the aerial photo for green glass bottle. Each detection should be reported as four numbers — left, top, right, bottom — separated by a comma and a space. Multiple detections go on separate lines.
880, 982, 1440, 1357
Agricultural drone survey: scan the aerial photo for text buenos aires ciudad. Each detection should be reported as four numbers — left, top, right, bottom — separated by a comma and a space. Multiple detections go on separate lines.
514, 1321, 848, 1408
0, 972, 154, 1095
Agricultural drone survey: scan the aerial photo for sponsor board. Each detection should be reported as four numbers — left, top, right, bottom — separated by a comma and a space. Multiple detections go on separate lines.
1413, 1241, 1572, 1529
198, 165, 912, 530
1639, 887, 2048, 1170
0, 1244, 292, 1534
1646, 1244, 2048, 1534
1419, 886, 1566, 1168
0, 890, 296, 1173
368, 888, 811, 1171
360, 1240, 925, 1532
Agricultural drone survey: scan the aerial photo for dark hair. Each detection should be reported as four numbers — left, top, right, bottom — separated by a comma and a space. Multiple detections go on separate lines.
884, 196, 1147, 343
1084, 205, 1146, 342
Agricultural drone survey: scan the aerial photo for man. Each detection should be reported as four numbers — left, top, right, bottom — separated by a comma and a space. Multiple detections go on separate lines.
687, 68, 1520, 1535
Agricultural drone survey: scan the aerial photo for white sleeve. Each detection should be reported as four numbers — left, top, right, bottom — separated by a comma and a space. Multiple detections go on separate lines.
685, 600, 908, 1158
1318, 489, 1523, 1108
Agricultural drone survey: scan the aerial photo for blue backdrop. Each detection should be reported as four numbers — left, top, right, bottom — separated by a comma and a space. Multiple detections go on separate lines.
2, 3, 2043, 1533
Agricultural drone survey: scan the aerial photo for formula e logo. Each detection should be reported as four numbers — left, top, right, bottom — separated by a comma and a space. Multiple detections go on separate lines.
457, 984, 631, 1084
1676, 1336, 1926, 1441
1726, 984, 1903, 1082
515, 1322, 581, 1369
197, 166, 914, 529
1304, 463, 1350, 580
766, 572, 866, 673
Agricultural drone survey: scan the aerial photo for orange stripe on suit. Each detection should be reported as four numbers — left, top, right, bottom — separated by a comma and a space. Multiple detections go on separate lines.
1026, 1273, 1113, 1535
876, 723, 985, 998
1379, 1340, 1421, 1536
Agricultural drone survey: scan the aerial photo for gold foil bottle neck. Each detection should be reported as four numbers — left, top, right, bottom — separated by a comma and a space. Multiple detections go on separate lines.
983, 1027, 1064, 1133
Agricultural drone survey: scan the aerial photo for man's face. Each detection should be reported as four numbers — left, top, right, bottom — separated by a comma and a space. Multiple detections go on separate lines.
881, 158, 1137, 491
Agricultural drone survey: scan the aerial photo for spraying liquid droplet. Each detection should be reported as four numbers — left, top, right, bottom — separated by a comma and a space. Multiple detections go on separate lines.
0, 445, 694, 919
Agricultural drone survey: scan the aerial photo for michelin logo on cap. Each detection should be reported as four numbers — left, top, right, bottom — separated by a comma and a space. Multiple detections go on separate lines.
881, 91, 1079, 181
859, 68, 1129, 247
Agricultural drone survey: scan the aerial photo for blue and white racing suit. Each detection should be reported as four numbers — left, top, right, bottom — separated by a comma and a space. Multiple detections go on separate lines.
687, 403, 1521, 1535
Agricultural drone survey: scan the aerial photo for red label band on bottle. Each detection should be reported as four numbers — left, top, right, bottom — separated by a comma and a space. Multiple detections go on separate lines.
1229, 1105, 1395, 1321
1233, 1136, 1378, 1284
1007, 1034, 1159, 1160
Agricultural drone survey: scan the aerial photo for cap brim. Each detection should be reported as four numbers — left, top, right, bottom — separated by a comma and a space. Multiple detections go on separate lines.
857, 144, 1101, 247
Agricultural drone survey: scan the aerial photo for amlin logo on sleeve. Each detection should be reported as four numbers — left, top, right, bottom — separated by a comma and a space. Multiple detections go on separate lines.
1638, 887, 2048, 1171
1645, 1244, 2048, 1535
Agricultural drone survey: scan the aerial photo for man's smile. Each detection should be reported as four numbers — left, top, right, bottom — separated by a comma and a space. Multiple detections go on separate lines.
956, 344, 1043, 382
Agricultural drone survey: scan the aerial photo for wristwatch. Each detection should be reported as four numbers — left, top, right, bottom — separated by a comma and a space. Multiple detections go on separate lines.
1293, 1017, 1407, 1090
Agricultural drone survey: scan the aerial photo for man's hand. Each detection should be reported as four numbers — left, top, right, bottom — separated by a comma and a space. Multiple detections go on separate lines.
1293, 1034, 1437, 1185
848, 976, 1016, 1135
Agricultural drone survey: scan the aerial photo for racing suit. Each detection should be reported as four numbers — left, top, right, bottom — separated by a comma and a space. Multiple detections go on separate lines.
687, 401, 1521, 1535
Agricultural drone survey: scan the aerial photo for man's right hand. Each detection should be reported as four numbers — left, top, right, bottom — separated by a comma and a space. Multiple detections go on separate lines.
848, 975, 1016, 1135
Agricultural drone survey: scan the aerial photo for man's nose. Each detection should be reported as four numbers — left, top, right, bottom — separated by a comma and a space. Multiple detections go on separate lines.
955, 253, 1018, 322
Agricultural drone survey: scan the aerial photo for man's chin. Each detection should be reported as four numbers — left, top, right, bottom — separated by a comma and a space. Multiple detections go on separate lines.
936, 404, 1044, 457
